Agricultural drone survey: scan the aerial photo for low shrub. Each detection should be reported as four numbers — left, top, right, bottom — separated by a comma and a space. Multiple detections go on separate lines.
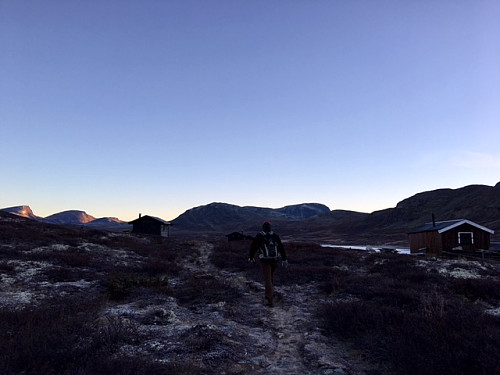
173, 274, 242, 308
107, 271, 169, 301
210, 240, 252, 273
448, 277, 500, 305
319, 269, 351, 294
44, 266, 92, 283
28, 248, 93, 268
0, 291, 202, 375
0, 260, 14, 271
180, 324, 228, 353
85, 356, 203, 375
319, 253, 500, 375
56, 250, 92, 267
0, 294, 103, 374
141, 252, 181, 277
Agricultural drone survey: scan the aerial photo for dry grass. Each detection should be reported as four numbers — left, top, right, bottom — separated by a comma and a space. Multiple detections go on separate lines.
0, 217, 201, 374
212, 240, 500, 374
2, 217, 500, 374
319, 252, 500, 375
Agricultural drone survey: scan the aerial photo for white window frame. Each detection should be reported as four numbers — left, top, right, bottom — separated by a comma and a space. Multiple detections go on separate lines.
458, 232, 474, 245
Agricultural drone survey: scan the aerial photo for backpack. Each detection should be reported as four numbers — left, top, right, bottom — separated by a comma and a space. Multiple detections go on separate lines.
259, 231, 280, 260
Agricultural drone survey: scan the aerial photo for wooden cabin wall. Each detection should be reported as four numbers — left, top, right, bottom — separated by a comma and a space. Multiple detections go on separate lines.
441, 223, 491, 251
409, 231, 442, 255
132, 220, 161, 236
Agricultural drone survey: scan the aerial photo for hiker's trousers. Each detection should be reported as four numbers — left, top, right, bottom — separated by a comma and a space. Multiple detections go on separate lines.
261, 260, 277, 304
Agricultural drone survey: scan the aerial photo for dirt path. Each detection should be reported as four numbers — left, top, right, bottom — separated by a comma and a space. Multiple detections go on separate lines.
182, 241, 374, 375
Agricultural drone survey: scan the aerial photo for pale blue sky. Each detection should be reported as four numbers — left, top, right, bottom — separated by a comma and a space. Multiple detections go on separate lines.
1, 1, 499, 221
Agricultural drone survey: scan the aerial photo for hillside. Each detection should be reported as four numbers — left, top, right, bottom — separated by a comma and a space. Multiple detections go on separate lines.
0, 206, 131, 232
1, 211, 499, 374
171, 202, 330, 234
1, 205, 41, 221
2, 181, 499, 244
171, 183, 500, 245
44, 210, 96, 225
311, 183, 500, 244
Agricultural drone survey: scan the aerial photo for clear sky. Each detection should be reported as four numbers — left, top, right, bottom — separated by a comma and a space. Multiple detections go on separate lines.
1, 1, 499, 221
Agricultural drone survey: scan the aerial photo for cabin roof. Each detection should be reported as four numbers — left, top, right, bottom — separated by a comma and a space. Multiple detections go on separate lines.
409, 219, 494, 235
128, 215, 171, 225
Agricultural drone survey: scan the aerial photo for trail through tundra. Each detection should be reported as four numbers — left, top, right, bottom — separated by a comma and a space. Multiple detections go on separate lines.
3, 214, 500, 374
177, 241, 375, 374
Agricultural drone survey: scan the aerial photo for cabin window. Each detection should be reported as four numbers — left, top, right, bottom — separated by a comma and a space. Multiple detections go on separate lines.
458, 232, 473, 245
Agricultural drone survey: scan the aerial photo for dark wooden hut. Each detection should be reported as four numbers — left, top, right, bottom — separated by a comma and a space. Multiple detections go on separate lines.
409, 219, 494, 256
129, 214, 171, 237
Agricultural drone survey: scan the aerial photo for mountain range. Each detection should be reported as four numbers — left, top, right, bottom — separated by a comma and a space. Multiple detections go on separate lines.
0, 206, 131, 231
2, 181, 499, 244
295, 182, 500, 244
169, 182, 500, 244
171, 202, 330, 232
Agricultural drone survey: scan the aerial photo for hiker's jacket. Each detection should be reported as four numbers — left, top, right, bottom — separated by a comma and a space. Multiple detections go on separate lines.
249, 231, 287, 261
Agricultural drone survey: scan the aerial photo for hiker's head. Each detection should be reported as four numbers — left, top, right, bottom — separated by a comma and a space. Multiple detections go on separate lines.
262, 221, 271, 233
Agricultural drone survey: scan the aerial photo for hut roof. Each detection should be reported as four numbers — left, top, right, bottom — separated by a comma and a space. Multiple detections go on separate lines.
128, 215, 171, 225
409, 219, 494, 235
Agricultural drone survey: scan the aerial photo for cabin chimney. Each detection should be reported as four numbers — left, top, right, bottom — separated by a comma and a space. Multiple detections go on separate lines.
432, 213, 436, 227
139, 213, 142, 218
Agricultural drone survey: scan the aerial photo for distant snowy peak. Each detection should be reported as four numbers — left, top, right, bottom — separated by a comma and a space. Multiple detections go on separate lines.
277, 203, 330, 220
0, 205, 130, 231
0, 205, 40, 220
44, 210, 96, 225
86, 217, 127, 225
90, 217, 126, 224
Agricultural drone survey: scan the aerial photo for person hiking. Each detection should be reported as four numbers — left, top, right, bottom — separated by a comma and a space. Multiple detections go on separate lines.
249, 221, 287, 307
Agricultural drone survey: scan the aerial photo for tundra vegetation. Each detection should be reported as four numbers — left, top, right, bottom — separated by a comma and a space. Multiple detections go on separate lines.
1, 215, 500, 374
